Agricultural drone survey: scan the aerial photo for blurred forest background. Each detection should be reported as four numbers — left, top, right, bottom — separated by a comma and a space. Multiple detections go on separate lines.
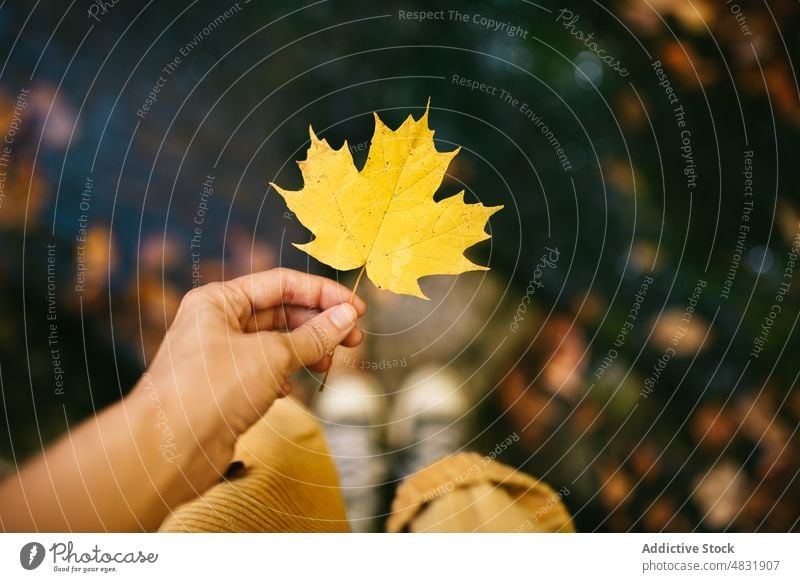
1, 0, 799, 532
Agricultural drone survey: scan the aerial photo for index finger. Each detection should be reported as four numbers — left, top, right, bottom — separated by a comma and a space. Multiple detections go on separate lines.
226, 267, 367, 316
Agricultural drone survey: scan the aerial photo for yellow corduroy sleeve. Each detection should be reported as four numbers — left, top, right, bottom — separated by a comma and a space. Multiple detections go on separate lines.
158, 398, 350, 533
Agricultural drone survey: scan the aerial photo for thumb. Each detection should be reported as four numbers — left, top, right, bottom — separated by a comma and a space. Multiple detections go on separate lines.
285, 303, 358, 367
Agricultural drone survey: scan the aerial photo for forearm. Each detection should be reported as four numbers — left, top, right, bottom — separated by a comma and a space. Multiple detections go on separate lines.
0, 270, 364, 532
0, 391, 188, 532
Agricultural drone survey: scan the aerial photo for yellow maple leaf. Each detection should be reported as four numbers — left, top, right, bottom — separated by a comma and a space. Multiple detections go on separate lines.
270, 102, 503, 299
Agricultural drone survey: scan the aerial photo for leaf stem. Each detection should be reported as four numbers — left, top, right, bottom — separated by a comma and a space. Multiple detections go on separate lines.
318, 265, 366, 392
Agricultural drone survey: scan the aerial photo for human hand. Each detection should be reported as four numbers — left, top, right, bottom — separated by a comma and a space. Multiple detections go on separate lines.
128, 268, 366, 507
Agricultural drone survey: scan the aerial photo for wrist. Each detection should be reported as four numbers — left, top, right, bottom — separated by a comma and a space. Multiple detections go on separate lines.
125, 378, 196, 514
127, 373, 235, 509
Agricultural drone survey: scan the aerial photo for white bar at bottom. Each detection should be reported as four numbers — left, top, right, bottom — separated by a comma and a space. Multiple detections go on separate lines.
0, 533, 797, 581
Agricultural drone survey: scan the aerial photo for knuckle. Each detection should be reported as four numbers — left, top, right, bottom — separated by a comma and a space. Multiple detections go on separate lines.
204, 281, 225, 296
278, 269, 295, 303
220, 283, 247, 311
180, 286, 205, 308
177, 282, 231, 321
182, 282, 221, 303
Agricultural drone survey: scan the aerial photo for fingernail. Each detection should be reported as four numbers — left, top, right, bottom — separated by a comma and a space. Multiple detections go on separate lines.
329, 303, 357, 330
